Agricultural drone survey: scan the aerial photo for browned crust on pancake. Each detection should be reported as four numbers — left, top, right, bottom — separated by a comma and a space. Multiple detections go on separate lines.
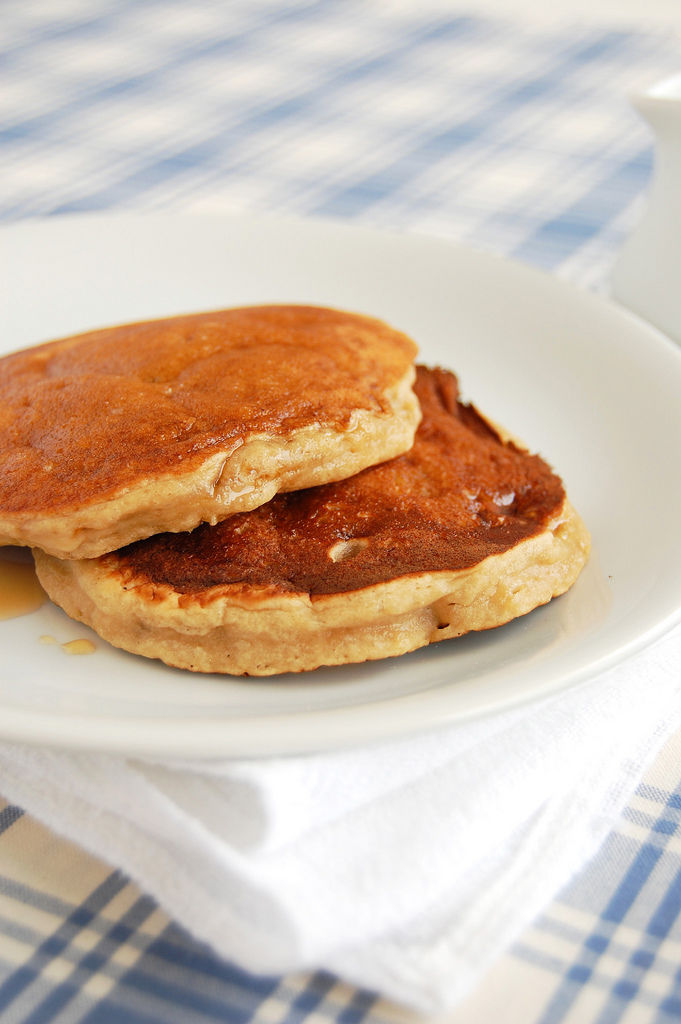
0, 305, 420, 557
33, 367, 590, 675
34, 501, 589, 675
101, 367, 569, 594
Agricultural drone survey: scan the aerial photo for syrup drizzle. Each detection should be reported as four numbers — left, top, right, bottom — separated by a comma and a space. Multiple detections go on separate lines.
40, 634, 95, 654
0, 549, 95, 654
61, 638, 96, 656
0, 549, 46, 620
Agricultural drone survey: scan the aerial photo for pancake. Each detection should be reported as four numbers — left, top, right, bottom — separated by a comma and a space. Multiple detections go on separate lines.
0, 305, 420, 558
34, 366, 590, 675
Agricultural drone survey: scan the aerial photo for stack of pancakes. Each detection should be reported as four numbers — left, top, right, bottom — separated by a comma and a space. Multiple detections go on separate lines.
0, 304, 589, 675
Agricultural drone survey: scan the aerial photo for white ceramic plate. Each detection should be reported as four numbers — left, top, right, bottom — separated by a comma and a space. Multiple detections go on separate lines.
2, 212, 681, 759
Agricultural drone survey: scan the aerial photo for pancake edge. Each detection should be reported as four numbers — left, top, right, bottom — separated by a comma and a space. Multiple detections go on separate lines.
1, 367, 420, 559
33, 498, 590, 676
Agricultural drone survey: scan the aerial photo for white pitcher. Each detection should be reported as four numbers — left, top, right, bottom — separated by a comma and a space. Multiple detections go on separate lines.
611, 73, 681, 345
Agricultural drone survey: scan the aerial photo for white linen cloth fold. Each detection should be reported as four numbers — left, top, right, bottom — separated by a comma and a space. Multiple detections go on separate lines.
1, 624, 680, 1014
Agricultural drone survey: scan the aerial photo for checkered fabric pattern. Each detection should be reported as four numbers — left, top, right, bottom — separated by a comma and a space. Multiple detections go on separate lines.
472, 729, 681, 1024
3, 732, 681, 1024
2, 1, 681, 1022
2, 0, 677, 289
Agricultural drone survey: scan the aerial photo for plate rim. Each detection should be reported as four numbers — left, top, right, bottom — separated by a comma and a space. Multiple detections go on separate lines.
2, 210, 681, 759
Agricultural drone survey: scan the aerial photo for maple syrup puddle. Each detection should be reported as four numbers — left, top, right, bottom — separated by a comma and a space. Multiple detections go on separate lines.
61, 638, 96, 655
0, 549, 46, 620
40, 634, 95, 655
0, 549, 95, 654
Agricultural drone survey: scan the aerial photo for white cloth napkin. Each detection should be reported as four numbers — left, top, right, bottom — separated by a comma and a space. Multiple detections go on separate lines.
1, 624, 680, 1014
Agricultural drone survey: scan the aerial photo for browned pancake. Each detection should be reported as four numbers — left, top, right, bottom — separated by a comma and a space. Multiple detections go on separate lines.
34, 367, 590, 675
0, 305, 420, 558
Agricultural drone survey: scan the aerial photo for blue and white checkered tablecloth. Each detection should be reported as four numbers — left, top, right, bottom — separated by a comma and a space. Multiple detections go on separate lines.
2, 2, 681, 1022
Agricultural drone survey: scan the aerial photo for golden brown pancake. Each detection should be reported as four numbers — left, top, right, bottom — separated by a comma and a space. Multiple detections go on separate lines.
0, 305, 420, 558
34, 367, 590, 675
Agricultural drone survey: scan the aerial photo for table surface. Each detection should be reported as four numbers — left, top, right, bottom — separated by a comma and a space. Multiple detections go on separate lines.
2, 3, 681, 1022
